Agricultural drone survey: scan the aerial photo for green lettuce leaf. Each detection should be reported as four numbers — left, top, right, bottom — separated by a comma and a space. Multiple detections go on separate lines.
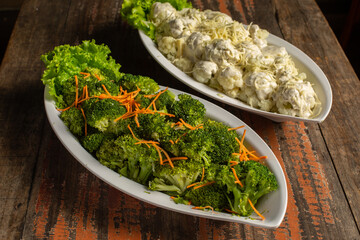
120, 0, 192, 40
41, 40, 122, 107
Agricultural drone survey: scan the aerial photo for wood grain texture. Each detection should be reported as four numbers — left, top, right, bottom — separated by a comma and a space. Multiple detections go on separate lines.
0, 0, 359, 239
273, 0, 360, 231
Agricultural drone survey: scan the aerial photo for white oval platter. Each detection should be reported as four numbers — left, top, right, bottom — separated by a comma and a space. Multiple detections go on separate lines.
44, 85, 288, 229
139, 30, 332, 123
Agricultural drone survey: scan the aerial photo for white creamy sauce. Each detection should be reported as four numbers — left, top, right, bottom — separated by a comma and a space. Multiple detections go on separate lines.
151, 3, 321, 118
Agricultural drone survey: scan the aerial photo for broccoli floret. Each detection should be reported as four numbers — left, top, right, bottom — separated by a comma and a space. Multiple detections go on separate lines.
135, 113, 174, 142
234, 161, 278, 215
96, 134, 158, 184
60, 107, 85, 136
155, 89, 176, 112
171, 94, 206, 126
148, 160, 203, 195
81, 132, 105, 152
216, 161, 278, 216
119, 73, 159, 94
203, 120, 239, 165
176, 128, 214, 166
85, 98, 126, 132
185, 183, 228, 211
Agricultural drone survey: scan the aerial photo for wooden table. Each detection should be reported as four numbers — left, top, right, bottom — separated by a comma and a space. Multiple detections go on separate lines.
1, 0, 359, 239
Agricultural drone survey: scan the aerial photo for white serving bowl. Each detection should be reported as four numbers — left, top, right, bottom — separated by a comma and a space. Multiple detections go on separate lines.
139, 30, 332, 123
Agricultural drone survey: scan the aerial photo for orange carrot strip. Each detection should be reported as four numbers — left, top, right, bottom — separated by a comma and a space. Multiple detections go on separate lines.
231, 168, 243, 187
80, 108, 87, 136
192, 206, 214, 212
102, 84, 111, 96
169, 139, 175, 144
225, 209, 238, 214
79, 72, 90, 78
94, 73, 101, 81
200, 167, 205, 182
56, 102, 75, 112
179, 118, 195, 130
228, 126, 245, 131
146, 88, 168, 110
248, 199, 265, 220
193, 181, 215, 190
74, 75, 79, 107
127, 125, 140, 141
186, 182, 200, 189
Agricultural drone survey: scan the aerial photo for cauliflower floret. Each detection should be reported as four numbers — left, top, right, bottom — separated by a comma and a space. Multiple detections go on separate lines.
244, 71, 277, 101
204, 39, 240, 66
249, 24, 269, 48
192, 61, 218, 84
261, 45, 287, 65
157, 36, 185, 60
273, 56, 299, 82
216, 66, 244, 90
274, 79, 320, 118
150, 2, 177, 26
238, 41, 262, 62
173, 57, 193, 72
203, 10, 233, 24
184, 32, 211, 62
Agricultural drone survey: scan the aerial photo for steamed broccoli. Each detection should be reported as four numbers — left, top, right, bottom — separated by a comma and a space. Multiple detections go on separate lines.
81, 132, 106, 152
96, 134, 158, 184
149, 160, 203, 195
85, 98, 126, 132
171, 94, 206, 126
176, 128, 214, 166
60, 107, 85, 136
184, 183, 228, 211
216, 161, 278, 216
203, 120, 239, 165
155, 89, 176, 112
119, 73, 159, 95
135, 113, 174, 142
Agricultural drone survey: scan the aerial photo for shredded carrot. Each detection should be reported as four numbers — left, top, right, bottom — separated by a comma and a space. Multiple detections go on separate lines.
56, 102, 75, 112
158, 146, 174, 168
192, 206, 214, 212
74, 75, 79, 107
169, 157, 188, 161
127, 125, 140, 141
225, 209, 239, 214
154, 145, 163, 165
102, 84, 111, 95
186, 182, 200, 189
169, 139, 175, 144
228, 126, 245, 131
200, 167, 205, 182
229, 161, 238, 167
146, 88, 168, 110
248, 199, 265, 220
94, 73, 101, 81
79, 72, 90, 78
175, 132, 188, 144
179, 118, 195, 130
193, 181, 215, 190
80, 108, 87, 136
231, 168, 243, 187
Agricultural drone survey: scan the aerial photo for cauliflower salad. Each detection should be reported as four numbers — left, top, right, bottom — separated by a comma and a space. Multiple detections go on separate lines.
149, 2, 321, 118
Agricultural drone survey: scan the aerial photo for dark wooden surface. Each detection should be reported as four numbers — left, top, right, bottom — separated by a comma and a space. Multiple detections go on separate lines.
0, 0, 359, 239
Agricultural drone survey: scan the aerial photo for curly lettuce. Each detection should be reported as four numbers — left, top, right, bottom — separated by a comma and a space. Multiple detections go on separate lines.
120, 0, 192, 39
41, 40, 122, 107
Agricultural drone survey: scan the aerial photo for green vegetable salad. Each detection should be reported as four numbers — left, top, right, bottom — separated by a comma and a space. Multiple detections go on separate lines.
41, 39, 278, 219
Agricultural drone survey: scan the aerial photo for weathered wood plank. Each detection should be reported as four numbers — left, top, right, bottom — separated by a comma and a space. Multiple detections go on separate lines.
273, 0, 360, 231
0, 0, 357, 239
0, 0, 73, 238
